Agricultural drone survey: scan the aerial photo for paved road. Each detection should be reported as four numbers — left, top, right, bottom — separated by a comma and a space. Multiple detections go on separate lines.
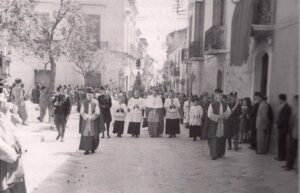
19, 102, 298, 193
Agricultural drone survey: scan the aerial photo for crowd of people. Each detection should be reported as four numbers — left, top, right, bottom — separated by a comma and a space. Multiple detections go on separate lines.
0, 78, 298, 193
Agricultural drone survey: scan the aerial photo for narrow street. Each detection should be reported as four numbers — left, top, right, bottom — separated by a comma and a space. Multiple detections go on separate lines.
17, 103, 298, 193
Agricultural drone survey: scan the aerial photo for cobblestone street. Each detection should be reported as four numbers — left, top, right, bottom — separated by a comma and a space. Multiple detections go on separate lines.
17, 103, 298, 193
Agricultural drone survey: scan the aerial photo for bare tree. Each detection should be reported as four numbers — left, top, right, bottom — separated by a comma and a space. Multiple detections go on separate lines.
9, 0, 90, 92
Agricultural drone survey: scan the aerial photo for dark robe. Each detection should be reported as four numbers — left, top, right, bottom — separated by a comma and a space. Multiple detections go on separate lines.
276, 103, 292, 160
200, 102, 210, 139
226, 103, 242, 137
249, 102, 260, 149
146, 107, 164, 136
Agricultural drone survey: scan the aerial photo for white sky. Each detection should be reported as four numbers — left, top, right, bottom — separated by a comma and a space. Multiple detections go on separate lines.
136, 0, 188, 70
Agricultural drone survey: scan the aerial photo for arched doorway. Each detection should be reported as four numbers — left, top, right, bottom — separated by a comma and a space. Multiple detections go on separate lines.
254, 52, 269, 96
216, 70, 223, 89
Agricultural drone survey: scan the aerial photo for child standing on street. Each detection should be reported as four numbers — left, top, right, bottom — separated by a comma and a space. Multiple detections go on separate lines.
112, 95, 127, 137
189, 97, 203, 141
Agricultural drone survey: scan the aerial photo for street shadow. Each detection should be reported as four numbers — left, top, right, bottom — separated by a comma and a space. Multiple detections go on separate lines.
32, 125, 56, 133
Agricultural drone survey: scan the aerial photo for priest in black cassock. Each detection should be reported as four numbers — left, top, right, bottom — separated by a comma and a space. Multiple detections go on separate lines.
207, 89, 231, 160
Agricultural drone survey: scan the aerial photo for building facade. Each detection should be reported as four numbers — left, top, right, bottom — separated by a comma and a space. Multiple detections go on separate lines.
165, 28, 188, 93
184, 0, 235, 96
183, 0, 298, 153
229, 0, 299, 153
4, 0, 142, 92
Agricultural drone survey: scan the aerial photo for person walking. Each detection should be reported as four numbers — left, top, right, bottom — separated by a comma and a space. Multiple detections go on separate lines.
189, 97, 203, 141
146, 88, 164, 137
239, 98, 252, 143
97, 87, 112, 138
47, 91, 56, 130
79, 88, 101, 155
201, 94, 210, 140
249, 92, 260, 150
227, 92, 242, 151
53, 86, 71, 142
112, 95, 127, 137
37, 86, 48, 122
207, 89, 231, 160
31, 84, 40, 105
283, 95, 298, 171
11, 79, 28, 126
179, 94, 186, 124
275, 94, 292, 161
164, 90, 181, 138
256, 93, 271, 154
127, 89, 144, 138
183, 97, 190, 128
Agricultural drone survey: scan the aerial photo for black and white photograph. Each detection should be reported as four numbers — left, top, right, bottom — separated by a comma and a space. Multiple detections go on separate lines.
0, 0, 298, 193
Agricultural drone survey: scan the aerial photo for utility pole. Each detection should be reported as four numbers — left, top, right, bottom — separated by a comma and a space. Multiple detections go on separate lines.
172, 0, 187, 15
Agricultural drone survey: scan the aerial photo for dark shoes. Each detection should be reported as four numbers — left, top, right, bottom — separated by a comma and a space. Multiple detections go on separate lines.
37, 117, 42, 122
84, 151, 89, 155
275, 157, 285, 161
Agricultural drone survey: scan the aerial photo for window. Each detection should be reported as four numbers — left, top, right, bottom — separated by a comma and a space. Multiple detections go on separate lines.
87, 15, 101, 47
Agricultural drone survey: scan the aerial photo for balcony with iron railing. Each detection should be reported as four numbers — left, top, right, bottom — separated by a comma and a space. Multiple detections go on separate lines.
204, 25, 226, 55
251, 0, 275, 34
188, 41, 203, 59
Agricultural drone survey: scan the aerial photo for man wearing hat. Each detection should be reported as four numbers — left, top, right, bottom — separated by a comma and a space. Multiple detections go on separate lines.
226, 91, 242, 151
79, 88, 101, 155
207, 89, 231, 160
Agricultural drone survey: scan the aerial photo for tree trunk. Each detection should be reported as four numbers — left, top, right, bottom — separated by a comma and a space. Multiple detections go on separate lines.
84, 75, 88, 87
49, 54, 56, 92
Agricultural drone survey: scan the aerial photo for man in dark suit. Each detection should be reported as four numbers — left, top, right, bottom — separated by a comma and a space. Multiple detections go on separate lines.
53, 86, 72, 142
275, 94, 292, 161
97, 87, 112, 138
226, 92, 242, 151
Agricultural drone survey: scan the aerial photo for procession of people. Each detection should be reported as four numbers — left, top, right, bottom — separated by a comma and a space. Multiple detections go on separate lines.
0, 77, 298, 193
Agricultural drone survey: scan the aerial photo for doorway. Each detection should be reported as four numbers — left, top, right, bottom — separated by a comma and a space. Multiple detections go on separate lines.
253, 52, 269, 96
